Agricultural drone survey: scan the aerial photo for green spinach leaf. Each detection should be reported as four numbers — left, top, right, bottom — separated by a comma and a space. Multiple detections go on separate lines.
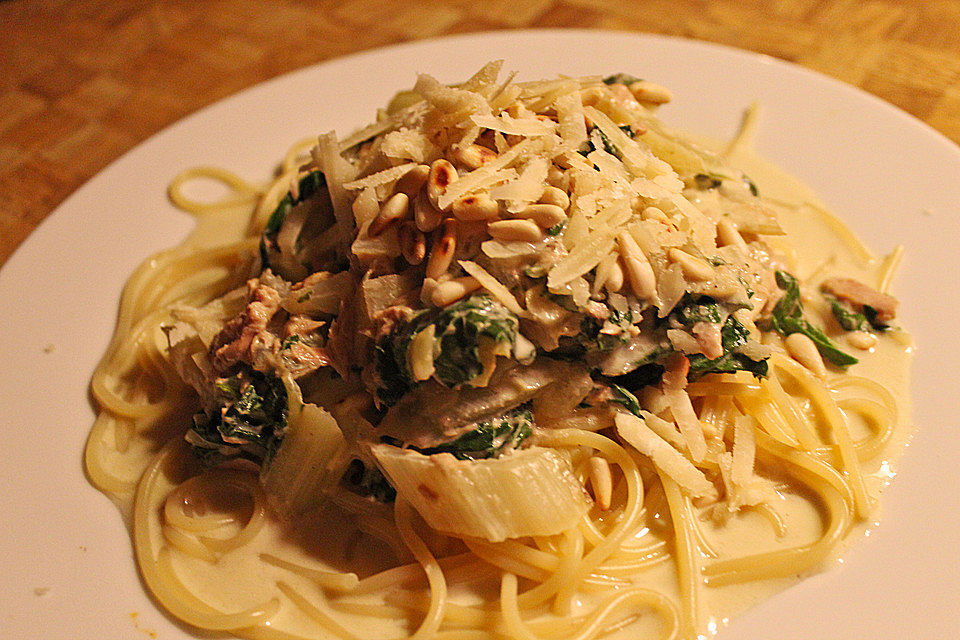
770, 271, 858, 367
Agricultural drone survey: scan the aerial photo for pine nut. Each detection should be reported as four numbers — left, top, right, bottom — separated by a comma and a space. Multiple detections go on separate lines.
419, 277, 438, 305
430, 276, 481, 307
580, 86, 605, 106
539, 185, 570, 210
425, 218, 458, 280
449, 144, 497, 171
628, 80, 673, 105
717, 218, 748, 253
394, 164, 430, 198
427, 159, 459, 211
785, 333, 827, 378
588, 456, 613, 511
592, 253, 616, 295
641, 206, 669, 224
668, 248, 714, 282
367, 192, 410, 237
605, 259, 625, 293
452, 193, 500, 221
847, 330, 878, 350
414, 193, 442, 233
487, 219, 544, 243
398, 221, 426, 265
517, 203, 567, 229
617, 232, 656, 300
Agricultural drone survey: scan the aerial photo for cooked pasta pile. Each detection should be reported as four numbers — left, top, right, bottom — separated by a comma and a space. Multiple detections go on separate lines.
85, 62, 910, 640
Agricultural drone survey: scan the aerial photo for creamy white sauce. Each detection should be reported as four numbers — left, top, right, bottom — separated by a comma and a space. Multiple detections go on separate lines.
132, 149, 914, 640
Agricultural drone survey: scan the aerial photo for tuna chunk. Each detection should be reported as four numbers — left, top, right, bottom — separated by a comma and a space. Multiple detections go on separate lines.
209, 278, 283, 373
821, 277, 898, 323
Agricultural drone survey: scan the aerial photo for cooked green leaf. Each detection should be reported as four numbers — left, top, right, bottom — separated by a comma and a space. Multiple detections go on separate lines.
827, 296, 888, 332
770, 271, 858, 367
687, 316, 769, 378
375, 295, 520, 405
187, 369, 288, 466
260, 170, 335, 279
603, 73, 642, 86
609, 384, 643, 417
342, 459, 396, 503
417, 404, 533, 461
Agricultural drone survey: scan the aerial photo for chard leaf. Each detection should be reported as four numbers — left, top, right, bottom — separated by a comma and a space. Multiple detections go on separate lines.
418, 404, 533, 461
775, 316, 859, 367
579, 306, 637, 352
687, 316, 768, 378
343, 459, 396, 503
674, 296, 722, 326
578, 125, 636, 160
770, 270, 858, 367
694, 173, 723, 190
609, 384, 642, 417
260, 170, 333, 277
603, 73, 642, 86
188, 369, 288, 466
828, 296, 888, 332
375, 295, 519, 405
770, 271, 803, 324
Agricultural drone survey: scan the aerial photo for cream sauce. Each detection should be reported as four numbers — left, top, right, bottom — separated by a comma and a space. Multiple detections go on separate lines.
126, 150, 914, 640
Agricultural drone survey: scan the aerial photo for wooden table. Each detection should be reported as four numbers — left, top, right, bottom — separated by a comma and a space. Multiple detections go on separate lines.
2, 0, 958, 268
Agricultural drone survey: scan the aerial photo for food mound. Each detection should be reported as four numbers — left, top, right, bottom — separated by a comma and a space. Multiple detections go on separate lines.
87, 61, 906, 640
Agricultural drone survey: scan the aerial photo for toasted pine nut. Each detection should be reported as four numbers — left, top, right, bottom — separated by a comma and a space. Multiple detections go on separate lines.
517, 204, 567, 229
452, 193, 500, 221
628, 80, 673, 105
538, 185, 570, 211
579, 86, 605, 106
414, 193, 442, 233
847, 331, 878, 350
487, 219, 544, 243
785, 333, 827, 378
717, 218, 748, 253
425, 218, 458, 280
427, 159, 459, 211
398, 221, 426, 265
588, 456, 613, 511
617, 232, 656, 299
394, 164, 430, 197
668, 248, 714, 282
368, 192, 410, 237
419, 277, 438, 305
641, 206, 669, 223
449, 144, 497, 171
605, 259, 625, 293
431, 276, 481, 307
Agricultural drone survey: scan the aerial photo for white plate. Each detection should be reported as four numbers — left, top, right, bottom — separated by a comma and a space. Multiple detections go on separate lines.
1, 30, 958, 640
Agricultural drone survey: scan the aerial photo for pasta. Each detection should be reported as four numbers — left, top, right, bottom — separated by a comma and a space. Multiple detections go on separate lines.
85, 62, 912, 640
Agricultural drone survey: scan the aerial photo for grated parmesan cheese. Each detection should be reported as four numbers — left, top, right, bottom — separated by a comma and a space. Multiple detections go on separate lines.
616, 413, 714, 497
343, 162, 417, 191
458, 260, 525, 316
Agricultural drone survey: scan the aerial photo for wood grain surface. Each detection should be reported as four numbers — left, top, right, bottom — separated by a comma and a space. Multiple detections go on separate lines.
2, 0, 958, 267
